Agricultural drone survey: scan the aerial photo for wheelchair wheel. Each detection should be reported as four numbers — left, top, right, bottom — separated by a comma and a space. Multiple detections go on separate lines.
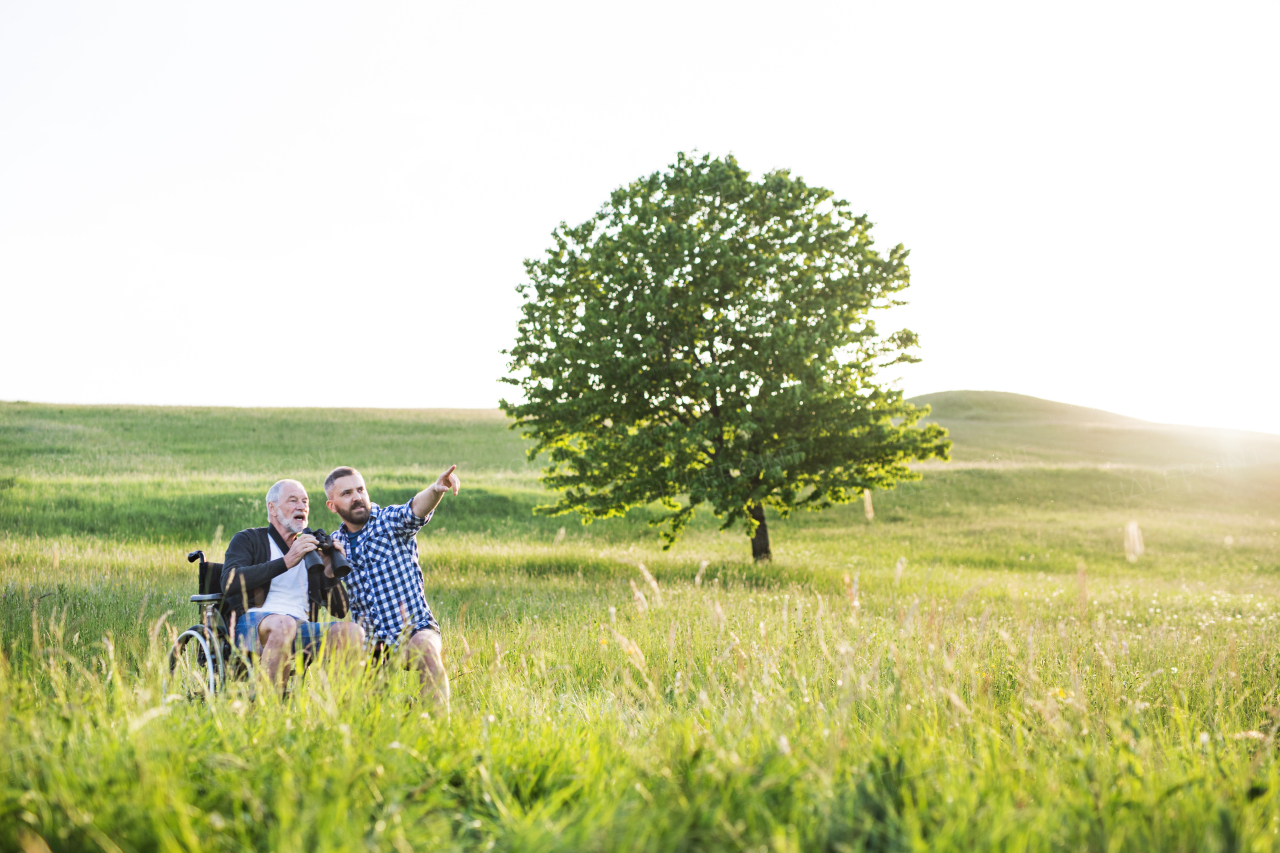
167, 625, 225, 697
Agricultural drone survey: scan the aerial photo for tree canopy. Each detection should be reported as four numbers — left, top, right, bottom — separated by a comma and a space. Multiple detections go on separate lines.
500, 153, 950, 557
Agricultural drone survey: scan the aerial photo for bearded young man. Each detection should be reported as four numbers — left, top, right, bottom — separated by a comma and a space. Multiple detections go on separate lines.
323, 464, 459, 706
221, 479, 364, 693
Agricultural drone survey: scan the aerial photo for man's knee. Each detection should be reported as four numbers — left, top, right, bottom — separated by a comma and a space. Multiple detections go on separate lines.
259, 615, 298, 648
405, 629, 443, 668
329, 621, 366, 648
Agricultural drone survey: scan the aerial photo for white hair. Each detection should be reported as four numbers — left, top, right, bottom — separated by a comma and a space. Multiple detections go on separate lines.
265, 479, 306, 518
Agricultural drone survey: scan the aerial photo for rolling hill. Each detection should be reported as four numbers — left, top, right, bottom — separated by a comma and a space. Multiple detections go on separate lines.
909, 390, 1280, 469
2, 391, 1277, 478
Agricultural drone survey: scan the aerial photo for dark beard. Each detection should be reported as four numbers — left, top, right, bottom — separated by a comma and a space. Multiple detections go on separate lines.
341, 503, 370, 525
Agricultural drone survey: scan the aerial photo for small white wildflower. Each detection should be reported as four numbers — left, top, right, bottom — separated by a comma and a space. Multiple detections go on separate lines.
778, 735, 791, 755
1199, 732, 1210, 746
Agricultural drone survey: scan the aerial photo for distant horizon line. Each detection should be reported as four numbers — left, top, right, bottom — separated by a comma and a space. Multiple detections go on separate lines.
4, 392, 1278, 439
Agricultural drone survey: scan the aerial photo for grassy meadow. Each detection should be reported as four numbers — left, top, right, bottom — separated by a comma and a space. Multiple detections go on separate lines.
2, 392, 1280, 851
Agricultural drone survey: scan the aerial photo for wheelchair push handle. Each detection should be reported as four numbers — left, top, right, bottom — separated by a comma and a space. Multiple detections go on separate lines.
188, 550, 205, 563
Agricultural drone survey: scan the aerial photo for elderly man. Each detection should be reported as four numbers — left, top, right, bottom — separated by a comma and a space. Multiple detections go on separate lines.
221, 478, 365, 692
324, 464, 459, 705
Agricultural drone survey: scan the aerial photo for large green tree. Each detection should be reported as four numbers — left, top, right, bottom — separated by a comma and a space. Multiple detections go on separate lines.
500, 153, 949, 559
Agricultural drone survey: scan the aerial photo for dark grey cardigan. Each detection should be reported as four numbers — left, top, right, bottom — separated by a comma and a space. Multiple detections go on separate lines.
220, 526, 347, 622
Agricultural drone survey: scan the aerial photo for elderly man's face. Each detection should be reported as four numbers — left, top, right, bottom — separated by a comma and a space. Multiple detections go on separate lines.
326, 473, 370, 526
269, 482, 310, 535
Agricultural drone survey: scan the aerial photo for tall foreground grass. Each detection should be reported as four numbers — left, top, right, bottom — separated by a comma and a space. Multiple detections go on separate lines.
5, 548, 1280, 852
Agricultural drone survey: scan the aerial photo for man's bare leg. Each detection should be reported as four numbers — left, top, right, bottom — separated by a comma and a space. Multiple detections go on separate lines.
403, 629, 450, 708
323, 622, 366, 672
256, 614, 299, 695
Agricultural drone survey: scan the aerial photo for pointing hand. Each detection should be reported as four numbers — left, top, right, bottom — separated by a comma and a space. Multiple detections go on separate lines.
435, 464, 461, 496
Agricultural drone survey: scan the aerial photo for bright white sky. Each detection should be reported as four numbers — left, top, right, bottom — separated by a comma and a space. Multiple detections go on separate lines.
3, 2, 1276, 433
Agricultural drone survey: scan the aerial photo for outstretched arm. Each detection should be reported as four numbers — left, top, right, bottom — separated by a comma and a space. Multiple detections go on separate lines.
411, 464, 460, 519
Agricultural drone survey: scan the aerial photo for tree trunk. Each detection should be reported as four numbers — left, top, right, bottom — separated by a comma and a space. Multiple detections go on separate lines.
750, 502, 771, 562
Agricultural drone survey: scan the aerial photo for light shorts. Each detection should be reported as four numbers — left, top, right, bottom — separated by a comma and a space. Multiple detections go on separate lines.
233, 611, 338, 656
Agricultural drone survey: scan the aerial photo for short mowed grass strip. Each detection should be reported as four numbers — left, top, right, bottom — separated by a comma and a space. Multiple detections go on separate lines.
2, 401, 1280, 851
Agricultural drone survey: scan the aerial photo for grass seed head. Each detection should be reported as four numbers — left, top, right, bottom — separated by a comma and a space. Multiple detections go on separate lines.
638, 563, 662, 607
629, 580, 649, 613
1125, 522, 1144, 563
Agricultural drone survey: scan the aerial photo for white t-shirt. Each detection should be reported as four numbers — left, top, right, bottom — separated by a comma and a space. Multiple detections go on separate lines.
247, 534, 309, 621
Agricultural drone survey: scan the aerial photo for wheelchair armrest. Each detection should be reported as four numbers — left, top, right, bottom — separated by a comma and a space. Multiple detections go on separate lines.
190, 594, 224, 603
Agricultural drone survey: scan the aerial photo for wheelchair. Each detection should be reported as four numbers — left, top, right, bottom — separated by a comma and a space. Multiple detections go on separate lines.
166, 549, 350, 697
166, 549, 242, 696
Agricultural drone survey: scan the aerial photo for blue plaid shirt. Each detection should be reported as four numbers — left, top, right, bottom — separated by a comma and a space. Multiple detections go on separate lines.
332, 501, 439, 646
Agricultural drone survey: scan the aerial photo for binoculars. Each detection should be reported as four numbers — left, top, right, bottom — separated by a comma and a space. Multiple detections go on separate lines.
300, 527, 351, 578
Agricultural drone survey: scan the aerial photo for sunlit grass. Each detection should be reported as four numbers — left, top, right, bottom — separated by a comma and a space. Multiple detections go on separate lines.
3, 402, 1280, 849
6, 547, 1280, 851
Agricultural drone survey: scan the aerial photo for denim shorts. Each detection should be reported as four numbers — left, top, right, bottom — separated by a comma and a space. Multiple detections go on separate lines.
233, 612, 337, 656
